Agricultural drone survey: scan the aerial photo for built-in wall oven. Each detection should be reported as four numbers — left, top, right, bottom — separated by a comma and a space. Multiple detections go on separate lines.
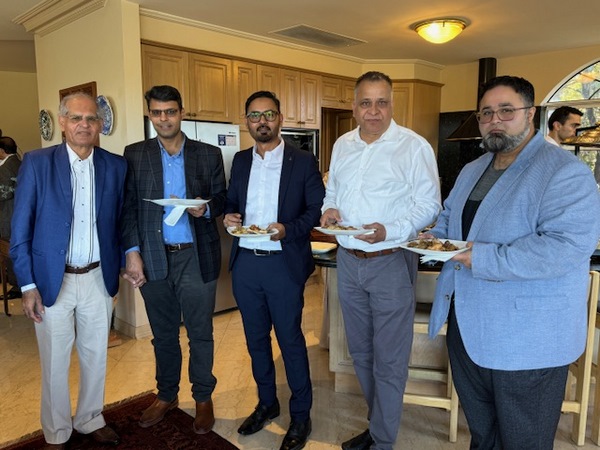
281, 128, 319, 162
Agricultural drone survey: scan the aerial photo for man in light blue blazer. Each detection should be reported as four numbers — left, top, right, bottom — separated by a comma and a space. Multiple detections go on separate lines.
428, 76, 600, 449
11, 93, 126, 449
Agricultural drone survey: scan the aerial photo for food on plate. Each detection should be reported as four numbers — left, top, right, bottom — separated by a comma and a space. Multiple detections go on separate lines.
230, 224, 270, 235
322, 224, 357, 231
407, 238, 459, 252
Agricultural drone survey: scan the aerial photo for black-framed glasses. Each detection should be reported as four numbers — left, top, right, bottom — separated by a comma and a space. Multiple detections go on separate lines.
475, 106, 532, 124
246, 110, 279, 123
149, 108, 180, 118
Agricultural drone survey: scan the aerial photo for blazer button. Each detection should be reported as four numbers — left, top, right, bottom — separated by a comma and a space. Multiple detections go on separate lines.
454, 264, 461, 270
445, 294, 451, 301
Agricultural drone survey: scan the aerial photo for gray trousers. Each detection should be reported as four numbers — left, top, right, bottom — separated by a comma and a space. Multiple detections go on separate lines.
337, 248, 417, 450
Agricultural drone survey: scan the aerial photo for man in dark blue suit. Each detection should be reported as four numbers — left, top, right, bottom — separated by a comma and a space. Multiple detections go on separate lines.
10, 92, 126, 449
224, 91, 324, 450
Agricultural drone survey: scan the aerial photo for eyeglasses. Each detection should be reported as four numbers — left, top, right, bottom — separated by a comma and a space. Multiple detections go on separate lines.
357, 99, 390, 110
475, 106, 532, 124
149, 108, 180, 118
246, 110, 279, 123
66, 115, 102, 124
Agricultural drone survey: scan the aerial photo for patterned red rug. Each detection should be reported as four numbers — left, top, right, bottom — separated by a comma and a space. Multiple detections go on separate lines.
0, 392, 239, 449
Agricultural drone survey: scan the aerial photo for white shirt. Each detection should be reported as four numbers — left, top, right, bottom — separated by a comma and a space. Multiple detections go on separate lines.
545, 134, 560, 146
66, 144, 101, 266
323, 119, 441, 251
239, 140, 284, 251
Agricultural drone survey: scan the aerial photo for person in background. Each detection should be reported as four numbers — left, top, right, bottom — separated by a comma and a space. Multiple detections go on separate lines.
320, 71, 441, 450
427, 76, 600, 449
224, 91, 324, 450
545, 105, 583, 146
10, 92, 126, 449
121, 85, 226, 435
0, 136, 21, 300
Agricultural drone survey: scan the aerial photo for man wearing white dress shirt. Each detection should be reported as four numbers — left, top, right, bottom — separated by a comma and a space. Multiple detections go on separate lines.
224, 91, 324, 450
545, 105, 582, 146
11, 93, 126, 449
320, 71, 441, 450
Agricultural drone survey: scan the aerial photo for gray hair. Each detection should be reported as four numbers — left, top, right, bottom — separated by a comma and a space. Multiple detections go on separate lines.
58, 92, 103, 120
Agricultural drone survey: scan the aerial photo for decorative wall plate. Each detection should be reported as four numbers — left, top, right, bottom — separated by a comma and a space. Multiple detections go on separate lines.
96, 95, 113, 135
38, 109, 53, 141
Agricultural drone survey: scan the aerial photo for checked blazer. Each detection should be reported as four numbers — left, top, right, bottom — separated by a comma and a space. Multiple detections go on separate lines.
121, 136, 226, 282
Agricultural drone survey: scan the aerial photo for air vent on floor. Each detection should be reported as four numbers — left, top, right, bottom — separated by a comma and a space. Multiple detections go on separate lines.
270, 24, 366, 48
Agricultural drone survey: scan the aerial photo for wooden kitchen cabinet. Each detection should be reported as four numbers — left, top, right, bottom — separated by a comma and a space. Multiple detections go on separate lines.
321, 76, 355, 110
393, 80, 442, 152
232, 62, 283, 127
279, 69, 321, 128
141, 44, 232, 121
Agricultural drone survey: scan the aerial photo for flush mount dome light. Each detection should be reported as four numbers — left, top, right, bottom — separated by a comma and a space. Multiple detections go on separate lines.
413, 18, 467, 44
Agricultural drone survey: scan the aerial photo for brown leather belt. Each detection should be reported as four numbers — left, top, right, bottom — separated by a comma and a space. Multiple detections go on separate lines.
165, 243, 193, 252
342, 247, 402, 259
65, 261, 100, 274
240, 247, 282, 256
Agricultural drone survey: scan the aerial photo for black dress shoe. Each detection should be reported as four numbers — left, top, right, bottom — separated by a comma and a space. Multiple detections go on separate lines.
237, 400, 280, 435
90, 425, 119, 445
342, 428, 373, 450
280, 418, 311, 450
0, 288, 20, 300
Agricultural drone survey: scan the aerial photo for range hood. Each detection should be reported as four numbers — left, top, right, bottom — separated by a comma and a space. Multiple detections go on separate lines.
562, 123, 600, 148
446, 58, 497, 141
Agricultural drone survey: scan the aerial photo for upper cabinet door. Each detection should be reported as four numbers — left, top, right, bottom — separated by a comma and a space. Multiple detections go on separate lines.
233, 61, 257, 127
188, 54, 232, 122
141, 45, 188, 113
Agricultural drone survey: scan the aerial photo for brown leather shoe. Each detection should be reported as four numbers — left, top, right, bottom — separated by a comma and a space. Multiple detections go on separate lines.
139, 397, 179, 428
193, 399, 215, 434
90, 425, 119, 445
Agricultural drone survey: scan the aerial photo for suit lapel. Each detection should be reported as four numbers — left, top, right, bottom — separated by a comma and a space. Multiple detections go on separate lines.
93, 148, 106, 214
278, 146, 294, 213
55, 144, 72, 207
147, 139, 164, 197
183, 138, 197, 198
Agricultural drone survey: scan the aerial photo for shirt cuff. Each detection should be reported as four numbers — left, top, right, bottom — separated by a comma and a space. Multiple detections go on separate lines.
21, 283, 36, 292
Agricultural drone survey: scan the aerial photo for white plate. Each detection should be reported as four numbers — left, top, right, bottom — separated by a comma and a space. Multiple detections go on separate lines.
144, 198, 209, 207
311, 242, 337, 254
227, 226, 278, 238
314, 226, 375, 236
39, 109, 53, 141
399, 239, 469, 262
96, 95, 114, 135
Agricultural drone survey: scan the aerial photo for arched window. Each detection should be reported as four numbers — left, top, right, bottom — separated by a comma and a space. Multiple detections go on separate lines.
542, 60, 600, 186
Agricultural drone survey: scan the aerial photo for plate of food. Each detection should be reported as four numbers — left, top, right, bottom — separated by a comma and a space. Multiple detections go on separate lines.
399, 238, 469, 262
314, 225, 375, 236
227, 225, 278, 238
311, 242, 337, 254
144, 198, 209, 207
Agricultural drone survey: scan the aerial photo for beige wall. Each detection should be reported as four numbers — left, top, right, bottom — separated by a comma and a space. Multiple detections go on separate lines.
440, 44, 600, 112
0, 71, 39, 152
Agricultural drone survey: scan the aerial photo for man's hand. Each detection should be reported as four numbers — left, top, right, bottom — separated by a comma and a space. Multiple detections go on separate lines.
187, 197, 207, 218
223, 213, 242, 228
122, 251, 146, 289
319, 208, 341, 227
268, 222, 285, 241
22, 288, 44, 323
451, 242, 473, 268
355, 222, 386, 244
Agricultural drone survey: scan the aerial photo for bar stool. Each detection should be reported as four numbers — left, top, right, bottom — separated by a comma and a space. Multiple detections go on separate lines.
561, 270, 599, 446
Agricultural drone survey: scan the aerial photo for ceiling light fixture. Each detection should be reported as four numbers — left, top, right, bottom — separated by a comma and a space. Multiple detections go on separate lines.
413, 18, 467, 44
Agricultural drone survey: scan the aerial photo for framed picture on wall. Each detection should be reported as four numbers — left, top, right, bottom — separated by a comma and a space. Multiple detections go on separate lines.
59, 81, 98, 146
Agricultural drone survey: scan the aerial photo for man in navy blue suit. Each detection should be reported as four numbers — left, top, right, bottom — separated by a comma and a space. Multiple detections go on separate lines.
11, 92, 126, 449
224, 91, 324, 450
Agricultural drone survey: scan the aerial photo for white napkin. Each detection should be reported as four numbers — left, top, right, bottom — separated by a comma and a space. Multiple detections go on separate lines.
164, 206, 187, 226
420, 253, 456, 264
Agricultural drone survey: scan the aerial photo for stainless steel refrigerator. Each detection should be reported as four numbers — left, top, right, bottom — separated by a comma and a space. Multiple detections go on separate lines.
145, 119, 240, 312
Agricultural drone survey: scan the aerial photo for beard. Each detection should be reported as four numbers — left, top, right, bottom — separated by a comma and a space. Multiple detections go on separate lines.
252, 124, 277, 143
482, 123, 531, 154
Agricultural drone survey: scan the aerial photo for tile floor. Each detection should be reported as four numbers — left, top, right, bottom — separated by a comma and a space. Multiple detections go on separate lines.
0, 275, 597, 449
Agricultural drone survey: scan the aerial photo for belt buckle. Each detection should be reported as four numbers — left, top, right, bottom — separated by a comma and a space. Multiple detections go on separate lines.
253, 249, 267, 256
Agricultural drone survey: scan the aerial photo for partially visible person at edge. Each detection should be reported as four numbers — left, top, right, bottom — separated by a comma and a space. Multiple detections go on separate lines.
545, 105, 583, 146
320, 71, 441, 450
0, 136, 22, 300
426, 75, 600, 449
224, 90, 324, 450
10, 92, 126, 449
120, 85, 226, 435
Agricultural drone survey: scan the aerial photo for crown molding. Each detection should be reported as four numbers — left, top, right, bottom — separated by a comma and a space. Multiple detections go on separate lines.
13, 0, 107, 37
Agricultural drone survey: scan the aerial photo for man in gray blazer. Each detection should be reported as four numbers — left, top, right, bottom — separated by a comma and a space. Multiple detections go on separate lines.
428, 76, 600, 449
121, 85, 226, 435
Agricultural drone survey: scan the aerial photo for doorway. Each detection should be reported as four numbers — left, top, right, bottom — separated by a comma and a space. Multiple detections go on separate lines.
321, 107, 355, 174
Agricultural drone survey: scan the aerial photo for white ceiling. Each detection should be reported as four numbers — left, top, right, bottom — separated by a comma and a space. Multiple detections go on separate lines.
2, 0, 600, 71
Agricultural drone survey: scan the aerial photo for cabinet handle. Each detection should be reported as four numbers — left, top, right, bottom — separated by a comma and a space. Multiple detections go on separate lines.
191, 113, 197, 117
